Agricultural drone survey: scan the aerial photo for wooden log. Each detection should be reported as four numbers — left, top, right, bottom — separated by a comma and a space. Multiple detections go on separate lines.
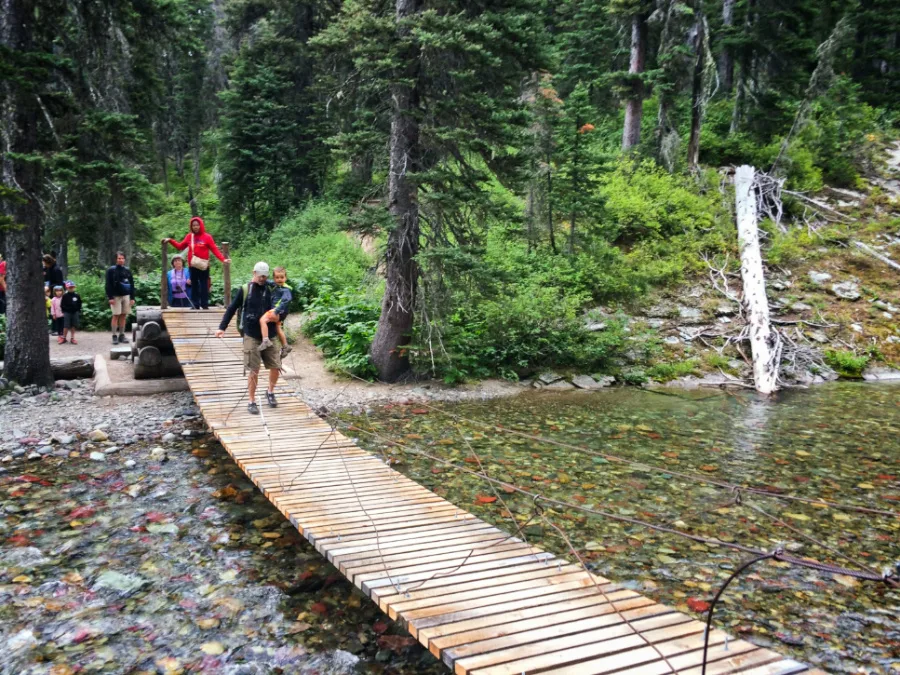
135, 332, 175, 350
1, 356, 96, 380
853, 240, 900, 273
137, 346, 162, 368
141, 320, 163, 341
135, 307, 164, 326
133, 356, 183, 380
735, 165, 778, 395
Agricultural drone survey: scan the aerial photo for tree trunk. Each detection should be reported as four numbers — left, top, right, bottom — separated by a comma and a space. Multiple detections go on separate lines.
370, 0, 422, 383
56, 237, 68, 277
351, 155, 373, 185
730, 0, 754, 134
546, 149, 557, 254
622, 14, 648, 150
718, 0, 735, 93
192, 139, 201, 190
1, 0, 53, 387
687, 13, 706, 171
735, 165, 778, 395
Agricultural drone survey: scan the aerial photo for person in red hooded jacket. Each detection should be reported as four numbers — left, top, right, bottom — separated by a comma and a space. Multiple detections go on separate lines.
164, 217, 230, 310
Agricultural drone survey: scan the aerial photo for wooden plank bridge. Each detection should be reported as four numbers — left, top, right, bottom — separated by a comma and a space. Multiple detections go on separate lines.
166, 308, 818, 675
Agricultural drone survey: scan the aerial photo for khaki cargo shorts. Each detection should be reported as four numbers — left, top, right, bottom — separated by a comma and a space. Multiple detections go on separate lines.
110, 296, 132, 315
243, 335, 281, 372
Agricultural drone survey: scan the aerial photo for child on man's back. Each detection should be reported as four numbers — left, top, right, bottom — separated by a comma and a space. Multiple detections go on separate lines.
258, 266, 293, 360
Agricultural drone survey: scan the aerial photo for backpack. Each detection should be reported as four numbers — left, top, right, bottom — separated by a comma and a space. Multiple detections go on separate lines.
235, 283, 271, 337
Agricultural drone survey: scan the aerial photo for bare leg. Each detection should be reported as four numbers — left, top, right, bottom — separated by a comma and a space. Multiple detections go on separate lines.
277, 320, 287, 347
259, 315, 268, 339
247, 369, 259, 402
268, 367, 279, 394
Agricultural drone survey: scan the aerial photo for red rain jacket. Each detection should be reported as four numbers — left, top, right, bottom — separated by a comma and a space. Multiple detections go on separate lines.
167, 217, 225, 265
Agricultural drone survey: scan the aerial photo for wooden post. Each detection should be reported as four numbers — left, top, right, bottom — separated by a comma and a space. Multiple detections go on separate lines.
160, 240, 168, 309
223, 242, 231, 306
735, 165, 778, 395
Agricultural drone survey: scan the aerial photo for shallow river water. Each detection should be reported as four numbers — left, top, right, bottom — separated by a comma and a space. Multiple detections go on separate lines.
1, 383, 898, 674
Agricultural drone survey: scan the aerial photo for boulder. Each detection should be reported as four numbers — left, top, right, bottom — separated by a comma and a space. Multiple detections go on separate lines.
537, 372, 563, 385
545, 380, 576, 390
571, 375, 613, 390
830, 281, 861, 301
677, 306, 703, 323
862, 366, 900, 381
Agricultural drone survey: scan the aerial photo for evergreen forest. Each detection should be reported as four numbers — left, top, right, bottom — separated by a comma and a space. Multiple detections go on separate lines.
2, 0, 899, 385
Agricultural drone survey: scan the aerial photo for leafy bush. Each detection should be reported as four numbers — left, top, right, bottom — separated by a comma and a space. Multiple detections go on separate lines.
303, 291, 380, 378
646, 359, 701, 382
823, 349, 869, 378
423, 283, 626, 383
599, 159, 728, 242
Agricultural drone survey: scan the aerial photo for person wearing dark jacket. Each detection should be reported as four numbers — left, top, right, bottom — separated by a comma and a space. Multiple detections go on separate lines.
105, 251, 135, 345
43, 254, 63, 288
61, 280, 83, 344
215, 261, 280, 415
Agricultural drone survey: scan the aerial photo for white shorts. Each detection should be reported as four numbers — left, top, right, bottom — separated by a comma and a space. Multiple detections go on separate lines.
110, 296, 132, 315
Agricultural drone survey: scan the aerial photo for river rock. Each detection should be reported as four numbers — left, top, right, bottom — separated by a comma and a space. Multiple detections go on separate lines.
124, 459, 137, 468
162, 432, 177, 443
830, 281, 860, 301
862, 366, 900, 381
150, 447, 168, 461
27, 452, 41, 461
103, 446, 120, 455
89, 451, 106, 462
570, 375, 609, 390
88, 429, 109, 442
537, 372, 563, 385
36, 446, 52, 456
93, 571, 147, 595
6, 628, 37, 652
545, 380, 576, 390
808, 271, 832, 285
51, 432, 75, 445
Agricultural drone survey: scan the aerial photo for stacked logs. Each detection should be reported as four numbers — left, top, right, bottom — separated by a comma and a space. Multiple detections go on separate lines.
132, 307, 183, 380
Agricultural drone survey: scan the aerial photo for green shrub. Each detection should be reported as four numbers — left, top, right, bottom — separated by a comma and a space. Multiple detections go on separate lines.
0, 314, 6, 360
823, 349, 869, 378
646, 359, 701, 382
303, 291, 380, 378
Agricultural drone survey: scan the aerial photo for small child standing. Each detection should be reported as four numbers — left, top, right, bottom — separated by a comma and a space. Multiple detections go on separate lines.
61, 281, 82, 345
258, 266, 293, 359
50, 285, 65, 343
45, 284, 53, 334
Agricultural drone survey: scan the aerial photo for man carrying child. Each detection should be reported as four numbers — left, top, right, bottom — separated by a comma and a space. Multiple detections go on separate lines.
258, 266, 293, 360
215, 262, 281, 415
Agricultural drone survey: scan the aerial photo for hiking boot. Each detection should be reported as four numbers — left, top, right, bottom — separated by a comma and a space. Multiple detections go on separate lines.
112, 334, 119, 345
248, 401, 259, 415
280, 344, 293, 359
266, 391, 278, 408
118, 333, 129, 344
258, 337, 274, 352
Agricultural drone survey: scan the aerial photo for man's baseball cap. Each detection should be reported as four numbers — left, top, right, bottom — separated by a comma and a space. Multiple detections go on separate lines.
64, 280, 75, 288
253, 261, 270, 276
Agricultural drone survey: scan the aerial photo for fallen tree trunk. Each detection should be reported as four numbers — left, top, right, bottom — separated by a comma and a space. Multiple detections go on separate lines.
853, 240, 900, 273
0, 356, 94, 380
735, 165, 779, 395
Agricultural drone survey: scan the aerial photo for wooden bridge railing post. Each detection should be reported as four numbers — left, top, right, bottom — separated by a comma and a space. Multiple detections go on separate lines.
160, 239, 168, 309
222, 242, 231, 306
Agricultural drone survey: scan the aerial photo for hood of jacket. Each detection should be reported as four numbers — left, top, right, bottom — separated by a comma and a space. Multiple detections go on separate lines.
190, 217, 206, 237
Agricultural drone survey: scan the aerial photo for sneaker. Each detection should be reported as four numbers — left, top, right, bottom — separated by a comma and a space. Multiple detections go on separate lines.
247, 401, 259, 415
266, 391, 278, 408
258, 337, 274, 352
57, 336, 66, 344
280, 344, 293, 359
112, 334, 119, 345
70, 338, 78, 345
118, 333, 129, 344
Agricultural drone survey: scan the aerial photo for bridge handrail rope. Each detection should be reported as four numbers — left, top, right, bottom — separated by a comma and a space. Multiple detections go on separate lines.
169, 311, 898, 675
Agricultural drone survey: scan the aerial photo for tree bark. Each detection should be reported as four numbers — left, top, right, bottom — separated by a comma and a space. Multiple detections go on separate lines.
1, 0, 53, 387
546, 149, 557, 254
735, 166, 778, 395
718, 0, 735, 93
370, 0, 422, 383
687, 13, 706, 171
622, 14, 648, 150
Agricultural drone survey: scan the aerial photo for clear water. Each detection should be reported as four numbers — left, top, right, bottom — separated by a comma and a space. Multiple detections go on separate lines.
345, 383, 900, 673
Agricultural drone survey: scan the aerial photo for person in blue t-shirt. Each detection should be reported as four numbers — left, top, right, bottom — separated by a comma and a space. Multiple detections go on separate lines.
258, 266, 293, 360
